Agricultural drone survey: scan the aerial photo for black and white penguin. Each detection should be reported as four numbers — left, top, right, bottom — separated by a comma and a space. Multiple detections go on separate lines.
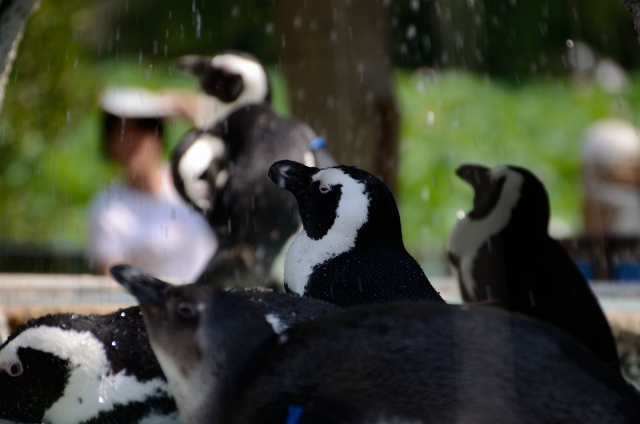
448, 163, 621, 373
171, 129, 227, 214
268, 160, 444, 307
172, 52, 319, 288
0, 307, 178, 424
0, 272, 340, 424
110, 265, 341, 337
114, 263, 640, 424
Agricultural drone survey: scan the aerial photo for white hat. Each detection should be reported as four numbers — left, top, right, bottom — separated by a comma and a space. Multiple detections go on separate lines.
100, 87, 178, 118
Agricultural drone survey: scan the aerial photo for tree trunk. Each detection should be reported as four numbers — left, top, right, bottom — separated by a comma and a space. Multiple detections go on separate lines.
621, 0, 640, 42
275, 0, 400, 192
0, 0, 40, 115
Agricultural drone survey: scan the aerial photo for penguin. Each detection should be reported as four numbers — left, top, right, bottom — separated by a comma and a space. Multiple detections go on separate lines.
109, 265, 341, 336
267, 160, 444, 308
0, 282, 339, 424
448, 163, 621, 373
171, 129, 227, 215
112, 264, 640, 424
172, 52, 320, 288
0, 307, 178, 424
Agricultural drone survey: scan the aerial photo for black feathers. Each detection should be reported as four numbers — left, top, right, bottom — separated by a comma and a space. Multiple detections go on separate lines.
194, 105, 315, 287
0, 348, 71, 423
117, 272, 640, 424
0, 307, 177, 424
269, 160, 444, 306
449, 164, 621, 374
173, 52, 318, 288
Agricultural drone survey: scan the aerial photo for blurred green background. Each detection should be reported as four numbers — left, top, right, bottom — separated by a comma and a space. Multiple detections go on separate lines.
1, 0, 639, 269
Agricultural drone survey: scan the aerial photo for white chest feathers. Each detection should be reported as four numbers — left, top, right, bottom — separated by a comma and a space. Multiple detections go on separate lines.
284, 168, 370, 295
448, 167, 523, 295
0, 326, 171, 424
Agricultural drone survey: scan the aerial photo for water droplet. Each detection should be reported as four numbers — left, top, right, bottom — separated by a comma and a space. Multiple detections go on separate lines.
195, 14, 202, 39
120, 312, 126, 317
111, 341, 117, 347
456, 210, 466, 220
426, 111, 435, 126
566, 39, 574, 48
98, 397, 105, 404
406, 25, 417, 40
71, 314, 79, 320
265, 22, 274, 35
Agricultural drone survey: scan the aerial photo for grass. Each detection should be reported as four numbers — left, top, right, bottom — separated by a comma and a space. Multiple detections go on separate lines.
3, 63, 640, 272
0, 59, 293, 251
395, 71, 640, 263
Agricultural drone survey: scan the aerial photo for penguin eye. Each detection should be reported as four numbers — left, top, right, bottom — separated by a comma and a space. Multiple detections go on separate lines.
177, 302, 198, 319
8, 363, 22, 377
319, 183, 330, 194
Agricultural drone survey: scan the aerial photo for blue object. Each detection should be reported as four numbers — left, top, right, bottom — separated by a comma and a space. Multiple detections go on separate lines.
574, 259, 594, 280
309, 137, 327, 151
614, 262, 640, 282
285, 405, 305, 424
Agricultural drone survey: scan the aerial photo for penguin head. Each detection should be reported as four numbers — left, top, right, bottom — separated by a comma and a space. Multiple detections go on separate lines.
111, 264, 274, 423
176, 51, 270, 105
456, 164, 550, 234
0, 321, 70, 423
268, 160, 404, 246
0, 308, 168, 424
171, 129, 227, 213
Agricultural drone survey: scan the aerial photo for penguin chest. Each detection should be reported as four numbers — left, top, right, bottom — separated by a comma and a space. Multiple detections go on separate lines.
284, 232, 323, 295
449, 219, 507, 303
448, 219, 483, 300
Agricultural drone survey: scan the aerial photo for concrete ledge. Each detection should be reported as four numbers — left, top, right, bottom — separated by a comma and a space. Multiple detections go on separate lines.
1, 274, 640, 332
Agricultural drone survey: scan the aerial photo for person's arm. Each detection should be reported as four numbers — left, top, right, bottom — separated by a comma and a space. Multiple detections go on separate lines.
160, 89, 200, 123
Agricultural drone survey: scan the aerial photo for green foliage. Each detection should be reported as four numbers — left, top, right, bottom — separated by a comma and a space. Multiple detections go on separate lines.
0, 50, 288, 250
391, 0, 640, 76
2, 0, 640, 264
0, 0, 99, 249
79, 0, 277, 63
396, 70, 640, 258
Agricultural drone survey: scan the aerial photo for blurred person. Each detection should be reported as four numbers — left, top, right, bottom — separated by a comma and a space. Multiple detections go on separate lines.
0, 309, 8, 342
87, 88, 217, 282
581, 118, 640, 237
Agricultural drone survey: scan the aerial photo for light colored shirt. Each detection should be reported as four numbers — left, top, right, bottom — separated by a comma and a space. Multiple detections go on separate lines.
88, 168, 217, 283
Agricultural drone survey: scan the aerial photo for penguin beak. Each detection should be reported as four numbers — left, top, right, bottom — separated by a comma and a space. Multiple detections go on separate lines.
268, 160, 319, 196
175, 54, 211, 76
456, 164, 492, 192
110, 264, 172, 309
